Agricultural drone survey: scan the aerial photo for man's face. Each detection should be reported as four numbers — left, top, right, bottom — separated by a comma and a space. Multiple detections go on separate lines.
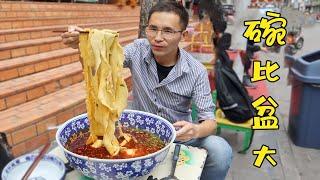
146, 12, 184, 58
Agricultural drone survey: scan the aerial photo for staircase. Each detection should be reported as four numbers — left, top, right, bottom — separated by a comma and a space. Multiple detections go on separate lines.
0, 1, 139, 157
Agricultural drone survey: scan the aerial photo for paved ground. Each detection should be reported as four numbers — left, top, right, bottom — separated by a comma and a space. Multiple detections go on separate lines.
222, 15, 320, 180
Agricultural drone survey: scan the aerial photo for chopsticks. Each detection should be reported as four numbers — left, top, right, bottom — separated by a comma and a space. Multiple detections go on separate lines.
52, 30, 119, 34
52, 30, 88, 33
21, 142, 51, 180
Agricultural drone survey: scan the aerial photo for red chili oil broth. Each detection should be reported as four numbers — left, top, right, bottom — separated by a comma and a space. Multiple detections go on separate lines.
65, 127, 165, 159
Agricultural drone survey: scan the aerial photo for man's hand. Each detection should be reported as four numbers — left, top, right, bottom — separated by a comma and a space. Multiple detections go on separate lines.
173, 121, 200, 142
61, 26, 84, 49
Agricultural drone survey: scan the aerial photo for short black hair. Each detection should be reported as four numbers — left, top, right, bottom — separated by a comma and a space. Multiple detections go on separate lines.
148, 1, 189, 30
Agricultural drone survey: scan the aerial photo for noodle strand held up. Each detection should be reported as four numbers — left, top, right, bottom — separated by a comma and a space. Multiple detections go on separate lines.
79, 29, 129, 156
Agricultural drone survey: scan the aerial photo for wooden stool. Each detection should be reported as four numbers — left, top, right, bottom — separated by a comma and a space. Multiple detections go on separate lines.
215, 109, 253, 154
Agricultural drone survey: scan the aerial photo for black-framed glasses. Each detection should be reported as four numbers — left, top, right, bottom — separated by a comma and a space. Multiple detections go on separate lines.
145, 25, 183, 39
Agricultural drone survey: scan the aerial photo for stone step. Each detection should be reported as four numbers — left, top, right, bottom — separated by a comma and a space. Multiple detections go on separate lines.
0, 1, 137, 12
0, 36, 67, 60
0, 62, 83, 110
0, 34, 138, 82
0, 15, 139, 30
0, 28, 138, 60
0, 7, 140, 18
0, 20, 139, 43
0, 0, 141, 158
0, 48, 79, 82
0, 82, 87, 157
0, 68, 132, 157
0, 34, 137, 111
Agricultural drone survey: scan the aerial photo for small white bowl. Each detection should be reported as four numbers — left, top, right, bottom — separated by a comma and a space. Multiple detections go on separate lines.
1, 153, 66, 180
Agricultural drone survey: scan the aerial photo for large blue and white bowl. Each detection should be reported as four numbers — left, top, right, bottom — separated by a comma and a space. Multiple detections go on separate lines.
56, 109, 176, 179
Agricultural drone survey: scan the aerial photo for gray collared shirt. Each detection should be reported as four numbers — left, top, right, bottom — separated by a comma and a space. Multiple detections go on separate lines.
124, 39, 215, 123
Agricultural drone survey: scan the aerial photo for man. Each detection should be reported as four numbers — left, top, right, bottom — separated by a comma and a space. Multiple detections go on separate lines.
62, 1, 232, 180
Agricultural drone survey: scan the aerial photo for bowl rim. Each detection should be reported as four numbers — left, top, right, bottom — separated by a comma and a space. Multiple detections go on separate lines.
56, 109, 176, 163
1, 153, 66, 180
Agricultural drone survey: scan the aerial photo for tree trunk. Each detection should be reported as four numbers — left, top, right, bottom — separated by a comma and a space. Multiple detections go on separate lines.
138, 0, 159, 38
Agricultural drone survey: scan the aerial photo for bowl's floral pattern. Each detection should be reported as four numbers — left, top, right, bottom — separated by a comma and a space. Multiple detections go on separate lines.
56, 110, 176, 179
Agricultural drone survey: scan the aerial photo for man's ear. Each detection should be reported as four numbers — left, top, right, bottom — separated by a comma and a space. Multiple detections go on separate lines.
181, 30, 189, 40
182, 30, 188, 37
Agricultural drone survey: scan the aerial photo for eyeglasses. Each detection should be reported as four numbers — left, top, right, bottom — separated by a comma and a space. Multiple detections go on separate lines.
145, 25, 183, 39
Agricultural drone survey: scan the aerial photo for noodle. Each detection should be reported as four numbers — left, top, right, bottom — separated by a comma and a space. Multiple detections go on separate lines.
79, 29, 129, 156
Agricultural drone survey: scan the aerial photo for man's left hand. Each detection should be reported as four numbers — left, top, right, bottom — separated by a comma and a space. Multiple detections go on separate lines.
173, 121, 200, 142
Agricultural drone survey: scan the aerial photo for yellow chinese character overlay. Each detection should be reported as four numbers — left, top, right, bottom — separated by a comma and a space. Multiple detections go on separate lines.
251, 95, 279, 130
243, 11, 287, 46
251, 60, 280, 82
253, 145, 277, 168
260, 11, 287, 47
243, 20, 262, 43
